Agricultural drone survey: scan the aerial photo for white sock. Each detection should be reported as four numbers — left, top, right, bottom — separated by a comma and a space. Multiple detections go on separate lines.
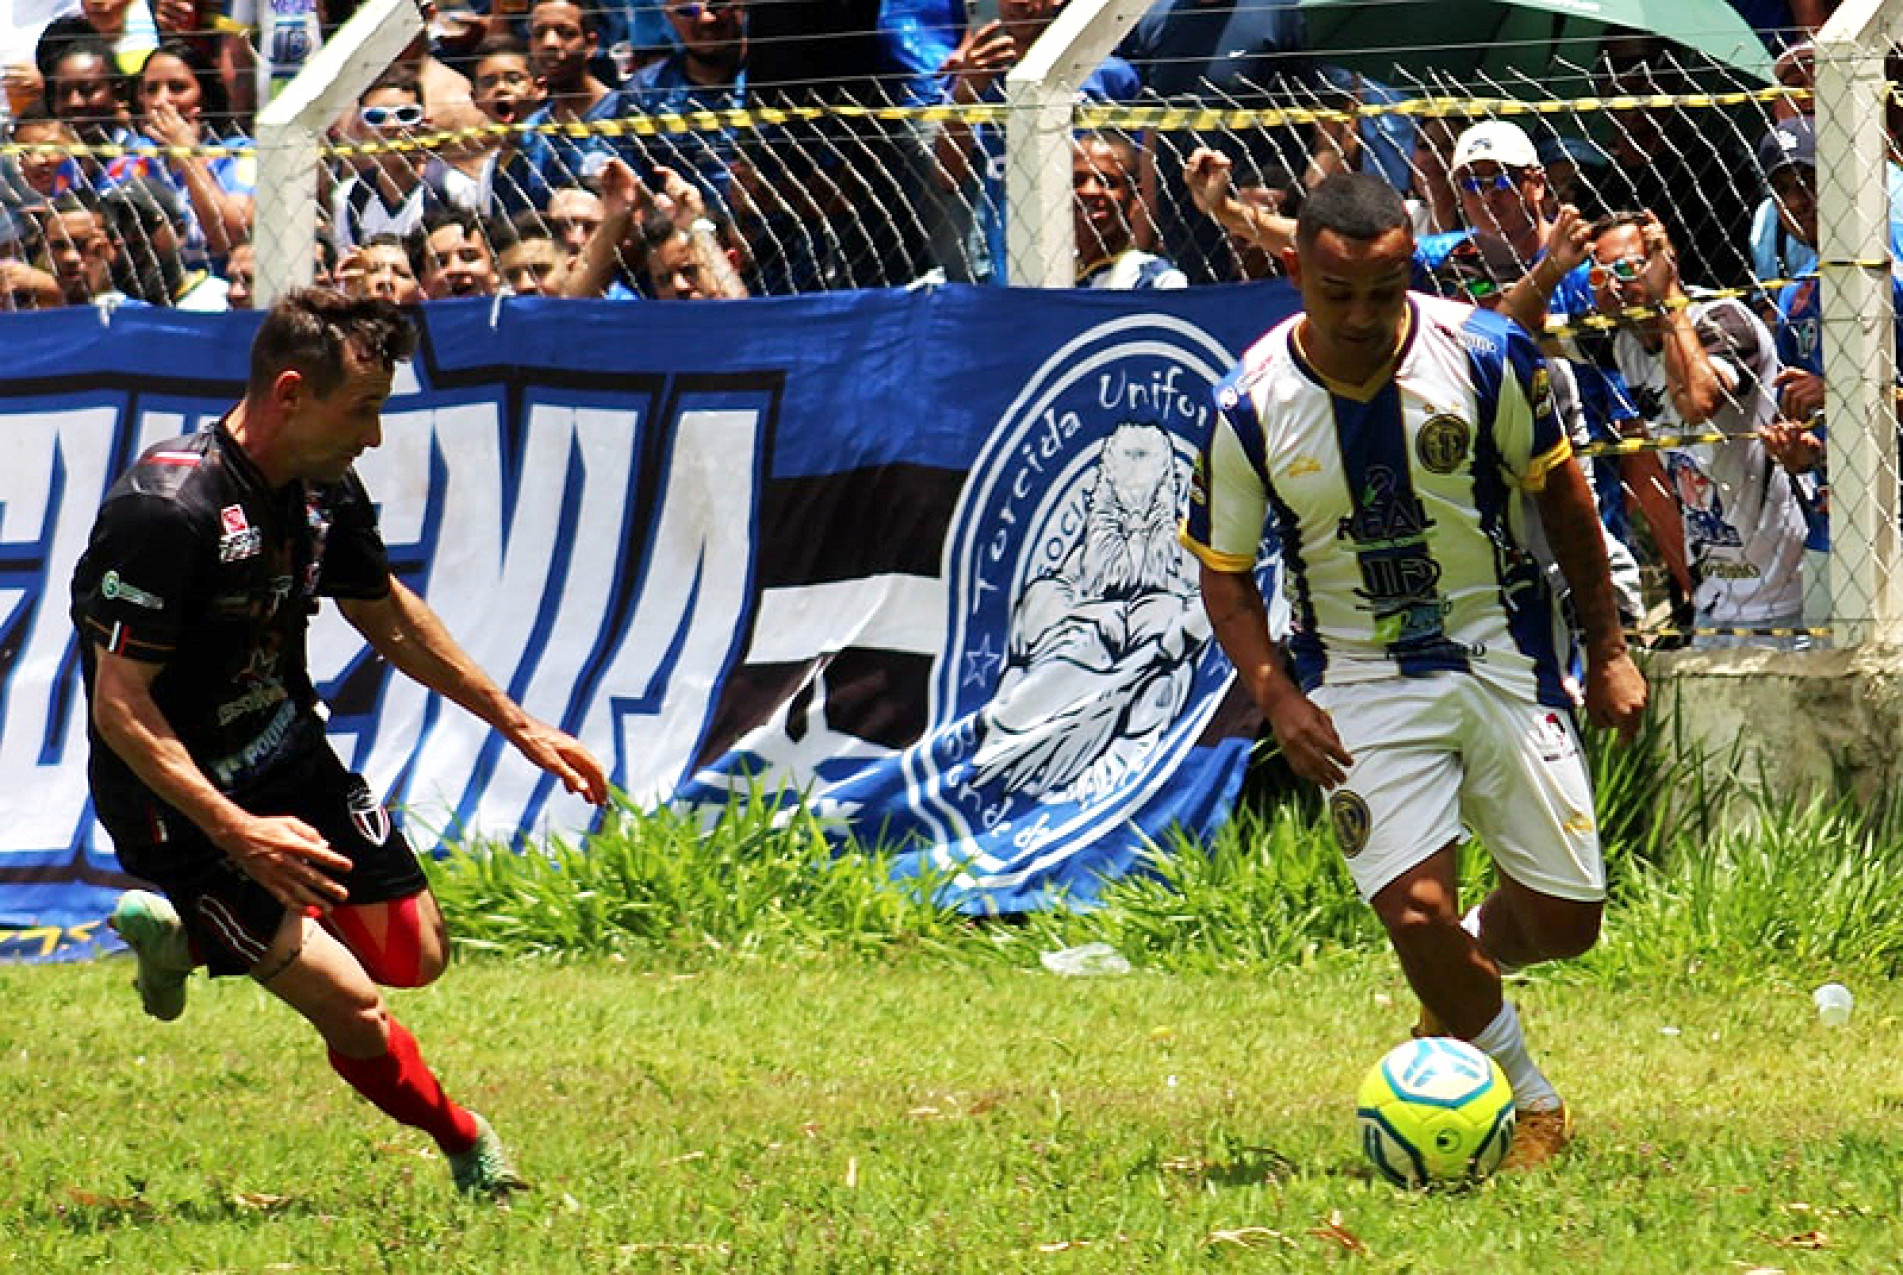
1462, 903, 1521, 974
1470, 1001, 1561, 1112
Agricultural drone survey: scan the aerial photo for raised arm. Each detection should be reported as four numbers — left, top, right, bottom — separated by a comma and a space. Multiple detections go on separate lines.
338, 579, 609, 804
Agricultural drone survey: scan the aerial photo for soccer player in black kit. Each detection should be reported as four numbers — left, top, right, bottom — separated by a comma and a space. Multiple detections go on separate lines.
72, 289, 609, 1199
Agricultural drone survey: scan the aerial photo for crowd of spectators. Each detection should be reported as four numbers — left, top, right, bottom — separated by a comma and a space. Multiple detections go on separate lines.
0, 0, 1853, 309
0, 0, 1883, 636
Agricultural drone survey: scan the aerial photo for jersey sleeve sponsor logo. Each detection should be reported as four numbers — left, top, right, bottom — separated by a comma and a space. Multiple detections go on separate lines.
1415, 414, 1472, 475
99, 570, 163, 610
219, 504, 249, 536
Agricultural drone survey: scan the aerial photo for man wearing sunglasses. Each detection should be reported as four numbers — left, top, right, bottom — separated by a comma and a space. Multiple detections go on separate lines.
617, 0, 748, 210
1590, 211, 1809, 648
1432, 231, 1645, 627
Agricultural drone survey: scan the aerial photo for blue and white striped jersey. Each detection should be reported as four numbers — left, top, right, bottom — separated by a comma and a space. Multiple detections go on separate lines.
1182, 293, 1576, 709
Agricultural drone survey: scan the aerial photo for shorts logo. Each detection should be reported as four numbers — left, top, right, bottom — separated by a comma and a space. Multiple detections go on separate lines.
1532, 710, 1575, 764
1416, 414, 1471, 475
219, 505, 262, 562
1330, 789, 1371, 859
348, 784, 391, 847
100, 570, 162, 610
904, 316, 1250, 904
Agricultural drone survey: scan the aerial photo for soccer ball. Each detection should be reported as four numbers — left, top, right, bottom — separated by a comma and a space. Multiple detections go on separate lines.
1356, 1037, 1516, 1188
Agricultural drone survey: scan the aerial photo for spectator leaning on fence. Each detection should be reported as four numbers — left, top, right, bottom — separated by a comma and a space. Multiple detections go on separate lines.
329, 71, 445, 258
416, 208, 500, 299
101, 37, 254, 266
40, 190, 131, 307
1748, 111, 1903, 291
445, 34, 550, 219
618, 0, 750, 211
1073, 131, 1184, 291
1754, 115, 1903, 626
929, 0, 1138, 287
1427, 230, 1646, 625
337, 232, 424, 303
1590, 210, 1809, 648
104, 174, 228, 308
515, 0, 624, 194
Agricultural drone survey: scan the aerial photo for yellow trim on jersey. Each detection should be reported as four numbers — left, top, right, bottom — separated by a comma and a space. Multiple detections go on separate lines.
1520, 436, 1574, 492
1178, 524, 1254, 574
1289, 306, 1414, 403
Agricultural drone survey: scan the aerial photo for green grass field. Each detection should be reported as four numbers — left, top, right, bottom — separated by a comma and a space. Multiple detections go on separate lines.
5, 954, 1901, 1272
8, 723, 1903, 1272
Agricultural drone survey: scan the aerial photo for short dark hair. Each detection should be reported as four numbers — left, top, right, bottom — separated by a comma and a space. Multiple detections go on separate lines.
247, 288, 416, 402
1586, 210, 1651, 245
1295, 172, 1408, 251
362, 67, 423, 105
473, 33, 530, 64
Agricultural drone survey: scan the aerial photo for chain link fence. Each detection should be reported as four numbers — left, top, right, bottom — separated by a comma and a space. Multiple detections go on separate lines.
0, 3, 1895, 645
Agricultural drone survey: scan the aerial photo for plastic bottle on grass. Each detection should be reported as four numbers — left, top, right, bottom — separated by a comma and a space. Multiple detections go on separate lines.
1040, 942, 1131, 977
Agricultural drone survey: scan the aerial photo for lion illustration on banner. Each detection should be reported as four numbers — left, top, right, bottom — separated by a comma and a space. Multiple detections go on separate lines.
971, 422, 1212, 800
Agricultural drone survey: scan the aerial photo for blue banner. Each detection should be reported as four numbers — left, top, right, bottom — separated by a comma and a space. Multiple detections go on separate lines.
0, 282, 1298, 960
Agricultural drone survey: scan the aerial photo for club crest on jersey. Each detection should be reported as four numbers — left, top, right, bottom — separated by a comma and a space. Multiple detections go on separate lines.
1530, 366, 1554, 421
1416, 414, 1471, 475
903, 317, 1251, 904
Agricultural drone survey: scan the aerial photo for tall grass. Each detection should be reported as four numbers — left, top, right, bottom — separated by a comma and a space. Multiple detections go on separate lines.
429, 715, 1903, 982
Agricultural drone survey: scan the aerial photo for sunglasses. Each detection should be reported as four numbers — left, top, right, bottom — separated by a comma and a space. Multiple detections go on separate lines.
1587, 255, 1644, 288
1457, 171, 1519, 194
668, 0, 735, 15
361, 103, 425, 128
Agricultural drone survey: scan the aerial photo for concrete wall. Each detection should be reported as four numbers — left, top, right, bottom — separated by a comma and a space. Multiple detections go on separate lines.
1647, 645, 1903, 810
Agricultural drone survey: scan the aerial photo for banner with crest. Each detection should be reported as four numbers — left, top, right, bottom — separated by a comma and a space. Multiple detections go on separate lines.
0, 283, 1296, 960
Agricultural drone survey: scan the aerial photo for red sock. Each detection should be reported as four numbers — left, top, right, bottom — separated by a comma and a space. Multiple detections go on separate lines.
328, 1019, 481, 1155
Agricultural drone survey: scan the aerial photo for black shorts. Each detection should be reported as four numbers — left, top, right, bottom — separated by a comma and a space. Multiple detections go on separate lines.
126, 745, 428, 977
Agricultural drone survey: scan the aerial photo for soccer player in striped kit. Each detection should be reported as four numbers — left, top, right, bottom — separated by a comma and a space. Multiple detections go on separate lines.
1182, 173, 1647, 1169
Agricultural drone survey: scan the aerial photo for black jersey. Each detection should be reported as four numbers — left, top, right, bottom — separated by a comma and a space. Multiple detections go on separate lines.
71, 423, 391, 861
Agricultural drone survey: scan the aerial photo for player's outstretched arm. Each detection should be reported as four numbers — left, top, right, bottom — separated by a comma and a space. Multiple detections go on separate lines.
1533, 461, 1648, 742
91, 648, 353, 909
338, 582, 610, 805
1198, 565, 1353, 788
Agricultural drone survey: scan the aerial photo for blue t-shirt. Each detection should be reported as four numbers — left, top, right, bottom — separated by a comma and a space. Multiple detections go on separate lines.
619, 54, 746, 206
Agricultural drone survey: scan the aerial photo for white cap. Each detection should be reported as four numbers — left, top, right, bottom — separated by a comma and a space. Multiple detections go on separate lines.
1450, 121, 1540, 174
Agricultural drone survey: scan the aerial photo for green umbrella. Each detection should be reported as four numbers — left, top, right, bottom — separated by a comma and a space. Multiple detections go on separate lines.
1297, 0, 1773, 87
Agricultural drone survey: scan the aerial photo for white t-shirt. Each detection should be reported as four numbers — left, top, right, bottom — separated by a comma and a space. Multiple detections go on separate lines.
1612, 296, 1806, 625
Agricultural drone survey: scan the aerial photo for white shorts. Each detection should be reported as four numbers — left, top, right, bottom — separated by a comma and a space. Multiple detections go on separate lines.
1312, 675, 1605, 904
